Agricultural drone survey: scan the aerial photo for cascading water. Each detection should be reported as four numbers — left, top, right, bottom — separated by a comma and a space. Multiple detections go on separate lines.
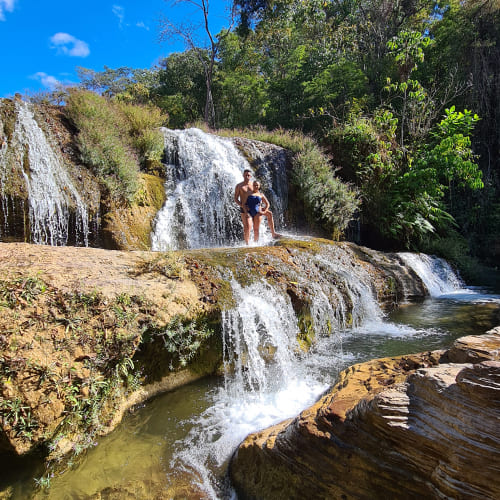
168, 278, 330, 498
1, 102, 90, 246
398, 252, 465, 297
151, 128, 288, 251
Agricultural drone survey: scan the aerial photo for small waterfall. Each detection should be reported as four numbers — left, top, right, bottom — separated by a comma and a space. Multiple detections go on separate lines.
151, 128, 288, 250
1, 101, 90, 246
169, 278, 328, 497
398, 252, 465, 297
222, 279, 300, 394
312, 248, 385, 328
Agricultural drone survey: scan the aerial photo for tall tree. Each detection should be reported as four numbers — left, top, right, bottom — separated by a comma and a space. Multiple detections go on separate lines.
159, 0, 233, 128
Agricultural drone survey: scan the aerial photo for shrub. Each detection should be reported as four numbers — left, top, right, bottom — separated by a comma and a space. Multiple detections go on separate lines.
65, 89, 167, 201
292, 148, 360, 238
116, 102, 166, 167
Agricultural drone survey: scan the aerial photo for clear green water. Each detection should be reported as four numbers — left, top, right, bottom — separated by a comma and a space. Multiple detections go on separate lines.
1, 294, 499, 500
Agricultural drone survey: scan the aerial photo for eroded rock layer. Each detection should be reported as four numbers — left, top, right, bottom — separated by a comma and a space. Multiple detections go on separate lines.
230, 328, 500, 500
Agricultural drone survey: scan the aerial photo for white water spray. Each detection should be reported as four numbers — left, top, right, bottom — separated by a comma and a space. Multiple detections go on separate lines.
398, 252, 465, 297
10, 102, 89, 245
169, 278, 328, 497
151, 129, 248, 250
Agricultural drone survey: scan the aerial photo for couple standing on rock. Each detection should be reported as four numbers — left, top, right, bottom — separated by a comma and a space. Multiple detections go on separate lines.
234, 169, 281, 245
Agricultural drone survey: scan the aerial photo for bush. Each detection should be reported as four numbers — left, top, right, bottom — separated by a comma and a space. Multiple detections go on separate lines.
292, 148, 360, 238
65, 89, 167, 201
116, 102, 166, 166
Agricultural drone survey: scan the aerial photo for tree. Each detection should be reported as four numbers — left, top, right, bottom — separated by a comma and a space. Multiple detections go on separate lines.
156, 50, 207, 127
159, 0, 233, 128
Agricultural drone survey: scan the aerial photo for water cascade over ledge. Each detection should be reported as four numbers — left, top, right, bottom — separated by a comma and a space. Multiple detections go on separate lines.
151, 128, 289, 251
398, 252, 466, 297
0, 101, 90, 246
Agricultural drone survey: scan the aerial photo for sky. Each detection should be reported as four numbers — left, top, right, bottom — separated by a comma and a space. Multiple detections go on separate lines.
0, 0, 232, 98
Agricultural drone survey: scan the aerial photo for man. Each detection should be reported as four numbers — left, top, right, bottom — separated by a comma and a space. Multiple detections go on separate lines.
234, 169, 254, 244
234, 170, 280, 244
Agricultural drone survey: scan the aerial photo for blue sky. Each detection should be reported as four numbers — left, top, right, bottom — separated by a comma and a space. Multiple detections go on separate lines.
0, 0, 232, 98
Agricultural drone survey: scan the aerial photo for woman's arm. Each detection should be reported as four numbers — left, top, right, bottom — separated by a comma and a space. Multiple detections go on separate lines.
260, 194, 270, 213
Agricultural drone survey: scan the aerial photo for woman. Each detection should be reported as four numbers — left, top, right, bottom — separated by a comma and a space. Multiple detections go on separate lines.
245, 181, 275, 242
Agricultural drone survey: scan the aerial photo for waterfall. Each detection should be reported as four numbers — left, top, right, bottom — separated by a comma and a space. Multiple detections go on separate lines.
151, 128, 288, 251
398, 252, 465, 297
1, 101, 89, 246
221, 279, 301, 394
312, 247, 385, 328
169, 278, 329, 497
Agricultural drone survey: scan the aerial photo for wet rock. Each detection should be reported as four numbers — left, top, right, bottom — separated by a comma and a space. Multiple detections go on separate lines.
230, 329, 500, 499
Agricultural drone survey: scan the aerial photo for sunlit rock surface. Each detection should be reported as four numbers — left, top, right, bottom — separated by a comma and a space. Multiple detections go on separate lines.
0, 238, 427, 460
230, 327, 500, 500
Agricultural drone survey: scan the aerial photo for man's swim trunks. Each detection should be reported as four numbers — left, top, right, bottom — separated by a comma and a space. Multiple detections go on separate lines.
245, 195, 262, 217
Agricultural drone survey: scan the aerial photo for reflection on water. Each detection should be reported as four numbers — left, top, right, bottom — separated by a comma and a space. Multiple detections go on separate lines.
2, 293, 499, 499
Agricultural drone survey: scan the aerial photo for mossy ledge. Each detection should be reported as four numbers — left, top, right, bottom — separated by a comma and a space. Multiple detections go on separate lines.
0, 239, 428, 468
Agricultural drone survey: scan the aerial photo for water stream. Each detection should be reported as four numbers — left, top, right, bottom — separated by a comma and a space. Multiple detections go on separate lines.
3, 254, 498, 500
0, 101, 90, 245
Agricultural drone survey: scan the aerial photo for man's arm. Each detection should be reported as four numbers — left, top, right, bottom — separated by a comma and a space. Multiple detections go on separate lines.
234, 184, 241, 207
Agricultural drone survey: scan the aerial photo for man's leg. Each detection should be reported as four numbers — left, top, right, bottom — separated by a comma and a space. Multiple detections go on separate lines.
241, 213, 252, 244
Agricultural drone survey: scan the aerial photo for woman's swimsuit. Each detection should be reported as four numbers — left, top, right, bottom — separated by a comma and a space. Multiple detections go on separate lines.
245, 195, 262, 217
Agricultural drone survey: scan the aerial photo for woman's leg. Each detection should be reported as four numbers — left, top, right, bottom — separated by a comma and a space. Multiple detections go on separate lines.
253, 215, 262, 242
263, 210, 279, 238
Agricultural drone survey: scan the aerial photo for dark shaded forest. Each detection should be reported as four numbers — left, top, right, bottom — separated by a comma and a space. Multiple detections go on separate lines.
34, 0, 499, 279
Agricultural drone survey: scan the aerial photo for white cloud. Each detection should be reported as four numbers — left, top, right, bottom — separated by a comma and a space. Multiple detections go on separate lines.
112, 5, 125, 28
31, 72, 61, 90
0, 0, 16, 21
136, 21, 149, 31
50, 32, 90, 58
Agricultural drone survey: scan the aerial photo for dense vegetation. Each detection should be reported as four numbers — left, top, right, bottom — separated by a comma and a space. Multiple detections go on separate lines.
35, 0, 499, 271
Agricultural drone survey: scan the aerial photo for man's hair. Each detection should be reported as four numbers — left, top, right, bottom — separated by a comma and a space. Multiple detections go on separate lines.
244, 169, 252, 174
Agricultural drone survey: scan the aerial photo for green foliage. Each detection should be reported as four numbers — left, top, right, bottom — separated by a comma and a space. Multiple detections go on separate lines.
155, 50, 207, 128
65, 89, 167, 201
416, 107, 483, 190
329, 100, 482, 248
148, 316, 214, 369
0, 275, 47, 308
0, 397, 39, 440
292, 147, 360, 238
65, 90, 139, 201
115, 101, 166, 168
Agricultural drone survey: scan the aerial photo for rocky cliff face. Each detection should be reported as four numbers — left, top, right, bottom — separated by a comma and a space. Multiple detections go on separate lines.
0, 238, 426, 463
230, 328, 500, 500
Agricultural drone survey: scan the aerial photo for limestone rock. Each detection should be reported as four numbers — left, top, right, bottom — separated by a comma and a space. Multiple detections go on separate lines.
230, 329, 500, 499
